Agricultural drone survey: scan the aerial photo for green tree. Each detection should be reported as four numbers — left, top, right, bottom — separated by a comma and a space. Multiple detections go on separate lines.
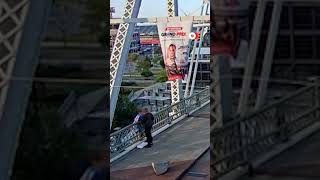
136, 56, 153, 77
128, 53, 139, 62
151, 56, 161, 65
160, 59, 165, 69
112, 95, 137, 129
141, 70, 154, 77
154, 46, 161, 54
137, 56, 151, 73
155, 69, 167, 82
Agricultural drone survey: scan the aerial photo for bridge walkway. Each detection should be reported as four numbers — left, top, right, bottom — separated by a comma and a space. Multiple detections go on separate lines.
110, 105, 209, 180
240, 129, 320, 180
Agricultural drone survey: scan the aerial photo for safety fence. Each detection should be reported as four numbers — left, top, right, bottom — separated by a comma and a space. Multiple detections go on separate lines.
110, 87, 210, 159
211, 84, 319, 178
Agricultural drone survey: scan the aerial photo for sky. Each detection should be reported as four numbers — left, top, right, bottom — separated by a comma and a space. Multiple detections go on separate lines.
110, 0, 205, 18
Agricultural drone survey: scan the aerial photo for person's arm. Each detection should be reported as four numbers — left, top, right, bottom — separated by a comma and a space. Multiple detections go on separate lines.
133, 114, 140, 124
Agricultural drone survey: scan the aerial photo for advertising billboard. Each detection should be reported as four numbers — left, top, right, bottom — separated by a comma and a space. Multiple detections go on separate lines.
157, 21, 193, 81
212, 0, 249, 67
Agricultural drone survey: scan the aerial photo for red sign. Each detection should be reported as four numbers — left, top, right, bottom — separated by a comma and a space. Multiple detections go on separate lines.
157, 21, 192, 81
139, 38, 160, 45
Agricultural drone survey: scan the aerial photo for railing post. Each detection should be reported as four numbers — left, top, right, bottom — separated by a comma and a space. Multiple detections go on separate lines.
277, 103, 288, 142
308, 77, 320, 119
196, 94, 201, 107
184, 98, 190, 116
316, 83, 320, 118
271, 96, 287, 142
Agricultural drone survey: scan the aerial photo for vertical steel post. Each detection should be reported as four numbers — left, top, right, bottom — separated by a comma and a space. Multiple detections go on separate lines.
110, 0, 142, 129
166, 0, 182, 105
238, 0, 267, 115
184, 2, 207, 98
255, 1, 283, 109
0, 1, 52, 179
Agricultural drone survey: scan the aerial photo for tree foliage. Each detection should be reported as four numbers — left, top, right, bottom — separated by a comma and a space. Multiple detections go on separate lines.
128, 53, 139, 62
136, 56, 154, 77
160, 59, 165, 69
151, 56, 161, 65
112, 95, 137, 129
141, 70, 154, 77
155, 69, 168, 82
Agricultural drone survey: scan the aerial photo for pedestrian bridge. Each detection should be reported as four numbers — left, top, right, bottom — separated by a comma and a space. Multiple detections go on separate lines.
111, 106, 209, 179
110, 83, 320, 180
110, 88, 210, 177
212, 83, 320, 180
110, 87, 210, 179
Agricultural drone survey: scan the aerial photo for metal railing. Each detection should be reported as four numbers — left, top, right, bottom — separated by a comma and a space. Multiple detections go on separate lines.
212, 84, 320, 178
110, 87, 210, 159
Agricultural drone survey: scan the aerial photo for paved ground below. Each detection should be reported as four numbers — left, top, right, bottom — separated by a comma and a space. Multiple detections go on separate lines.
110, 105, 209, 179
181, 150, 210, 180
239, 129, 320, 180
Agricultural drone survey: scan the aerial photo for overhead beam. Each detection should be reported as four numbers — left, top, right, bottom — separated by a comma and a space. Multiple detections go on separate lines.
110, 15, 210, 24
251, 0, 320, 2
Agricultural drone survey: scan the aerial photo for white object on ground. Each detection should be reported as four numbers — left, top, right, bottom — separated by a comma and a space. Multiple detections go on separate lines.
137, 142, 148, 149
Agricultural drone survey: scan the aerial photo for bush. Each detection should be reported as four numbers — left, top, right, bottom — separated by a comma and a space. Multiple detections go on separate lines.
141, 70, 153, 77
112, 95, 137, 129
160, 59, 165, 69
128, 53, 139, 62
155, 69, 167, 82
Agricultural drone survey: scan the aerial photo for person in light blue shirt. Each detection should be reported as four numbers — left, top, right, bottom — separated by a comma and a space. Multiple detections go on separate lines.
133, 108, 144, 133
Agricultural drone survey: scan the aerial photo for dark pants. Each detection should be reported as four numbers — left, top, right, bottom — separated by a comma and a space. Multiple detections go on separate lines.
145, 127, 153, 145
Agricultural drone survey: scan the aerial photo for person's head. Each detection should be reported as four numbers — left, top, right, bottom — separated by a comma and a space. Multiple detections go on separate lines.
142, 107, 149, 114
137, 107, 143, 114
167, 44, 176, 59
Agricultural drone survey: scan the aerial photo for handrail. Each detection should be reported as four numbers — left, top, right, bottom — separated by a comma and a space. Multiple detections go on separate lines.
110, 87, 210, 159
212, 84, 320, 178
213, 85, 314, 135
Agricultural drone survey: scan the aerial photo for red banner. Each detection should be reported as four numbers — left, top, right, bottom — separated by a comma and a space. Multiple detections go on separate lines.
157, 21, 192, 81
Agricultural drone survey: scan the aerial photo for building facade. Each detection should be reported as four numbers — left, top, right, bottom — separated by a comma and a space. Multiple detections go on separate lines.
110, 21, 140, 54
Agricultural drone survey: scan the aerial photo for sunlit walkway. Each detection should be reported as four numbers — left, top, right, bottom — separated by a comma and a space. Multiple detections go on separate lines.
110, 105, 209, 179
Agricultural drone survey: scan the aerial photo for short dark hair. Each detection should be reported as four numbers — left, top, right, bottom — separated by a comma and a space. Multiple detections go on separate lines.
168, 44, 176, 49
